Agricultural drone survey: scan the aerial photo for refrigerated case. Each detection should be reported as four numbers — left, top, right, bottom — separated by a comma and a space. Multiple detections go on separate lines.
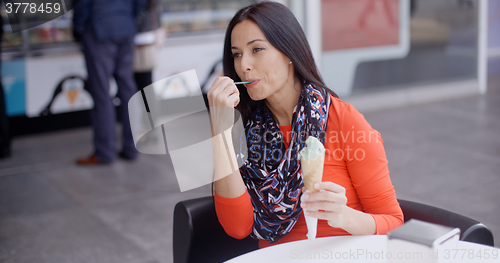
1, 0, 256, 135
1, 5, 75, 54
2, 0, 257, 52
159, 0, 256, 36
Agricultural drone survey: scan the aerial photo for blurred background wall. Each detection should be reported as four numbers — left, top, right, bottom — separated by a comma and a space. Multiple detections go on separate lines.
1, 1, 500, 262
0, 0, 496, 136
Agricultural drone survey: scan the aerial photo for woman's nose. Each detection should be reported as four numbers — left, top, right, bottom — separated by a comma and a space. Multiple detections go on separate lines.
239, 54, 252, 72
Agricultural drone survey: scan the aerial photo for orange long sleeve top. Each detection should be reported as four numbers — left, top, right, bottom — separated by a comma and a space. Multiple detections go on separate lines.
214, 96, 404, 249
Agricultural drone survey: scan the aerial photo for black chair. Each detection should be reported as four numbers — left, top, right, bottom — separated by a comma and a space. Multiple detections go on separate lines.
173, 197, 494, 263
398, 199, 494, 246
173, 196, 258, 263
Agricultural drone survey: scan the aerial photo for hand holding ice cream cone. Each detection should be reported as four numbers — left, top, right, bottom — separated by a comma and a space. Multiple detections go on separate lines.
300, 136, 325, 240
301, 136, 325, 193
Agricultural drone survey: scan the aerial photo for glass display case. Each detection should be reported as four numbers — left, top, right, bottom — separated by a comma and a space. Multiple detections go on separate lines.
27, 14, 73, 48
1, 0, 259, 121
1, 7, 74, 56
159, 0, 256, 36
1, 8, 23, 50
1, 0, 257, 54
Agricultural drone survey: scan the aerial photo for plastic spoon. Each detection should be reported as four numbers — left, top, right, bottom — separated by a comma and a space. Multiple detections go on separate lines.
234, 80, 255, 85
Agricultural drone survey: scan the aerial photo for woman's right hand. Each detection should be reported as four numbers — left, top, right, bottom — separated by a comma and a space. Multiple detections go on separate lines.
207, 76, 240, 108
207, 76, 240, 136
208, 77, 246, 198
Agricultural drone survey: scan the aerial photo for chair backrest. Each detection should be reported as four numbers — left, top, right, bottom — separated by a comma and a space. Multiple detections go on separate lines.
173, 197, 494, 263
173, 196, 259, 263
398, 199, 494, 246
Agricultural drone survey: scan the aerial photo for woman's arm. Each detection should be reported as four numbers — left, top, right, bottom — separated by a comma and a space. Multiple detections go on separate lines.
214, 191, 254, 239
208, 76, 253, 238
211, 128, 246, 198
212, 131, 253, 238
341, 103, 404, 234
300, 99, 403, 235
208, 76, 248, 198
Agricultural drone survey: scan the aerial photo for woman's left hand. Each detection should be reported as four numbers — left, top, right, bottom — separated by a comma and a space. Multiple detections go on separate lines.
301, 182, 350, 229
301, 181, 376, 235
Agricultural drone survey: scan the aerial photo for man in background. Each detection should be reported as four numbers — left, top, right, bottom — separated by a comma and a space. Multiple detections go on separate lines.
73, 0, 147, 165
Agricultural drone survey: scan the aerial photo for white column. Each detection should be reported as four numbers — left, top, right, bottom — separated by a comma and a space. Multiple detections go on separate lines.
289, 0, 305, 28
270, 0, 289, 6
478, 0, 489, 94
305, 0, 322, 69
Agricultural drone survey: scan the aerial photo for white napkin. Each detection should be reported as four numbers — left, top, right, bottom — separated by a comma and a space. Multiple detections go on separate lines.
302, 190, 318, 240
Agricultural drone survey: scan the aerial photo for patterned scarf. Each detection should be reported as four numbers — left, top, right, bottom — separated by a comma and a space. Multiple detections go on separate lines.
240, 84, 330, 243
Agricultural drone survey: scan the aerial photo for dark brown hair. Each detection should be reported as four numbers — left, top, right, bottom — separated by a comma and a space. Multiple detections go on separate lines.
223, 1, 338, 124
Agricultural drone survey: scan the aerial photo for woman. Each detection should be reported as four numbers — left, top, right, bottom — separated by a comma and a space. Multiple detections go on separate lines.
207, 1, 403, 249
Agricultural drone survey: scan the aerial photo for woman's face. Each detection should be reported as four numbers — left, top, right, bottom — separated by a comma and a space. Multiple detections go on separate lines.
231, 19, 295, 101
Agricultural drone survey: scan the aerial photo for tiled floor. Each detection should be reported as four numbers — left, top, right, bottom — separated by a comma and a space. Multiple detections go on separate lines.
1, 77, 499, 263
0, 129, 212, 263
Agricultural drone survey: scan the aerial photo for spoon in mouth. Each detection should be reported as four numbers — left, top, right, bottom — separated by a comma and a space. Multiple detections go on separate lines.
234, 80, 255, 85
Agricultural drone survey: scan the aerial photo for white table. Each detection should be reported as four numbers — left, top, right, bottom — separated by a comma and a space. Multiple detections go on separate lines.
225, 235, 499, 262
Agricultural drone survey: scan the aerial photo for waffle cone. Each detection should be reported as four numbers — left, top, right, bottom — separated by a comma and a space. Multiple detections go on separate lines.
301, 152, 325, 192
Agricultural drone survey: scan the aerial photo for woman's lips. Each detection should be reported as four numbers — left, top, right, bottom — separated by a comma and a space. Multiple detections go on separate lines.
245, 79, 259, 88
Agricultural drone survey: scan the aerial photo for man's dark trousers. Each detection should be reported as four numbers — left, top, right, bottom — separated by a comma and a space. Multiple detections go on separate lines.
82, 26, 138, 163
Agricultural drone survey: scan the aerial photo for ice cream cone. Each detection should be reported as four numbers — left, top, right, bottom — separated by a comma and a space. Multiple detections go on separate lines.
300, 136, 325, 193
303, 190, 319, 240
302, 153, 325, 192
67, 89, 79, 104
300, 136, 326, 240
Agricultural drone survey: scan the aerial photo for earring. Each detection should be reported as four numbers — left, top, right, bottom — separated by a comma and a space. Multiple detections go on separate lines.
289, 61, 292, 64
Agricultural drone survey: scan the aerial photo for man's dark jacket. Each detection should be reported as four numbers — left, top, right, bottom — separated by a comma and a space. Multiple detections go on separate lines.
73, 0, 147, 41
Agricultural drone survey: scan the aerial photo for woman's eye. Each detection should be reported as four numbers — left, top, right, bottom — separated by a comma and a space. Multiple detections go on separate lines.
253, 47, 264, 53
232, 53, 241, 58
